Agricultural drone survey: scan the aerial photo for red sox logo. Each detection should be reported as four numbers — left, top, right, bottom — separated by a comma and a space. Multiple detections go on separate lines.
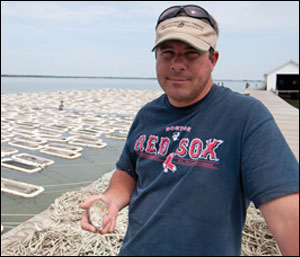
163, 153, 177, 173
134, 134, 223, 173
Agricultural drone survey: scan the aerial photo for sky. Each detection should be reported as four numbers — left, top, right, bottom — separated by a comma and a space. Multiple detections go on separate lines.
1, 1, 299, 80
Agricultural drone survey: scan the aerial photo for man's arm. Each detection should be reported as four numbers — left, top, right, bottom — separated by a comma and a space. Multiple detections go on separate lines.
259, 192, 299, 256
104, 169, 137, 210
80, 169, 136, 234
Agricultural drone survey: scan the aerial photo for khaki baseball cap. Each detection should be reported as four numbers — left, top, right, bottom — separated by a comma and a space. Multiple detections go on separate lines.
152, 17, 218, 52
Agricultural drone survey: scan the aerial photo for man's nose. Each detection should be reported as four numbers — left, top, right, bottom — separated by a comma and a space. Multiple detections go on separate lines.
170, 55, 187, 72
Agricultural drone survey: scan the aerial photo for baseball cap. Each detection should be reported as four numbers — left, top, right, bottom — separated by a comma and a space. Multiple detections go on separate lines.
152, 16, 218, 52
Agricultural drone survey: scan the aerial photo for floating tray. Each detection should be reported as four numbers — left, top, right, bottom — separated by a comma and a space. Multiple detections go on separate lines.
37, 130, 62, 137
14, 126, 37, 133
69, 128, 101, 137
57, 122, 81, 130
8, 140, 44, 151
12, 153, 54, 168
68, 139, 108, 149
45, 143, 83, 152
37, 135, 70, 143
1, 124, 11, 131
1, 147, 19, 158
14, 136, 48, 145
1, 177, 45, 198
105, 135, 127, 141
73, 134, 104, 142
89, 126, 114, 134
40, 147, 81, 160
13, 131, 37, 138
81, 118, 103, 125
1, 137, 10, 143
15, 121, 39, 128
42, 124, 69, 132
1, 158, 43, 173
1, 131, 14, 137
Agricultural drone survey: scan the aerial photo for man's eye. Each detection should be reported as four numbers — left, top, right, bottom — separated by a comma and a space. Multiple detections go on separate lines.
161, 51, 173, 57
186, 51, 199, 58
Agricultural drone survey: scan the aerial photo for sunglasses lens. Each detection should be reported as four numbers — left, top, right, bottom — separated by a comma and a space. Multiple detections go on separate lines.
185, 6, 209, 18
157, 5, 215, 31
185, 6, 215, 30
159, 7, 180, 21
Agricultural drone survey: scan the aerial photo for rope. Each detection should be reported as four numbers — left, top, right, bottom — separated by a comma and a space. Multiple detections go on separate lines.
241, 203, 281, 256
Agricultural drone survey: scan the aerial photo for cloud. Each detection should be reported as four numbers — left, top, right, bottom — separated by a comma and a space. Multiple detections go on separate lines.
209, 1, 299, 35
1, 1, 298, 79
1, 1, 116, 24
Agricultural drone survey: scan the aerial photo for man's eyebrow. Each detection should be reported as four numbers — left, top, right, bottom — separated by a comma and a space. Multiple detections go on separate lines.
186, 46, 198, 51
158, 44, 174, 50
158, 44, 199, 51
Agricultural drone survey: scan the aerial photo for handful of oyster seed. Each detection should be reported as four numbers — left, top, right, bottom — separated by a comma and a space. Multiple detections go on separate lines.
88, 199, 109, 231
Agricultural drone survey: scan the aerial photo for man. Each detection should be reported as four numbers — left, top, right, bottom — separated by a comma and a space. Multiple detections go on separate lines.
80, 5, 299, 256
58, 100, 64, 111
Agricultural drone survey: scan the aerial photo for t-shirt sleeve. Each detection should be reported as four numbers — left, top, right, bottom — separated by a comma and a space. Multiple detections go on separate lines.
116, 140, 137, 181
241, 100, 299, 208
115, 111, 143, 181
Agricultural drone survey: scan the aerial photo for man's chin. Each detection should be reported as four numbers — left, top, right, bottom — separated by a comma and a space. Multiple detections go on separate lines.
166, 90, 195, 106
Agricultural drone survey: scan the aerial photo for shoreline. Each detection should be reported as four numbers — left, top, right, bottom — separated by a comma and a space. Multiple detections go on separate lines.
1, 87, 164, 95
1, 74, 262, 83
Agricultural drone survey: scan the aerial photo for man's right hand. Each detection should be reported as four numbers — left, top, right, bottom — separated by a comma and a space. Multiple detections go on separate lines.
80, 194, 119, 234
80, 169, 136, 234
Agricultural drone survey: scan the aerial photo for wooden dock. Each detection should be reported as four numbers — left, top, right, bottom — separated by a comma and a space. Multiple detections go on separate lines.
245, 88, 299, 161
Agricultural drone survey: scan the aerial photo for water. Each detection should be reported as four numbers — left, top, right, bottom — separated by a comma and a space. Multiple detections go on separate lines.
1, 77, 159, 94
1, 76, 261, 94
1, 138, 125, 234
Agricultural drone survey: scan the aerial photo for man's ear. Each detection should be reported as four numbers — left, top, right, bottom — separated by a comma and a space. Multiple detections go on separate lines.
211, 50, 219, 68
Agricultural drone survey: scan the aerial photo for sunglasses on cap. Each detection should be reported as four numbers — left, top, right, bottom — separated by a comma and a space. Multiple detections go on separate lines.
156, 5, 216, 31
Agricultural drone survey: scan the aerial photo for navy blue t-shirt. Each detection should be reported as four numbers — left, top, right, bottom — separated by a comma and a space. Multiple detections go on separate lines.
116, 85, 299, 256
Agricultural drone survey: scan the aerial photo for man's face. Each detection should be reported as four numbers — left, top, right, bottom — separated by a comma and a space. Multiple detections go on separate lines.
156, 40, 218, 107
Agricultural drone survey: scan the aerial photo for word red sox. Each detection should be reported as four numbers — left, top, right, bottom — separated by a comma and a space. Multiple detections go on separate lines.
134, 134, 224, 173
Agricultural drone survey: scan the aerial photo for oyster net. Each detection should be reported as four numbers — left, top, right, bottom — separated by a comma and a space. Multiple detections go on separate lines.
1, 172, 281, 256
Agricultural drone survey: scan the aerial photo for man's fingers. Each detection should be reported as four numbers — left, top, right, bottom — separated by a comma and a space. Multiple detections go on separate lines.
81, 210, 97, 233
100, 215, 116, 234
109, 216, 116, 232
80, 195, 118, 234
100, 215, 112, 234
79, 195, 103, 210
